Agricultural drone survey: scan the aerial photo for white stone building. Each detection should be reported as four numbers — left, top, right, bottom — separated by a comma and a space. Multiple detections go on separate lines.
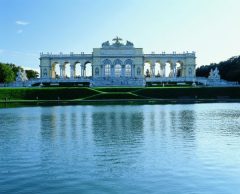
39, 37, 196, 86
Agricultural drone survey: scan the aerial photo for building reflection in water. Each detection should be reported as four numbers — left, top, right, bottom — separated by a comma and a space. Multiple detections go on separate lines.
91, 107, 144, 146
39, 105, 197, 151
40, 107, 57, 141
39, 105, 197, 147
168, 105, 196, 144
39, 105, 197, 176
178, 110, 196, 138
91, 106, 144, 177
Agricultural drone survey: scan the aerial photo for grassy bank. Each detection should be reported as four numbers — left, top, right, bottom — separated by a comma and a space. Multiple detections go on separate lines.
0, 88, 98, 100
0, 87, 240, 102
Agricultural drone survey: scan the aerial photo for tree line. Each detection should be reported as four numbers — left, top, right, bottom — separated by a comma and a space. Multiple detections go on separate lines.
196, 55, 240, 82
0, 62, 39, 83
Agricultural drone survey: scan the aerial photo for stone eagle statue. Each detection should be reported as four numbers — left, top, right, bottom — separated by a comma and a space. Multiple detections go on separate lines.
126, 41, 134, 47
102, 41, 110, 47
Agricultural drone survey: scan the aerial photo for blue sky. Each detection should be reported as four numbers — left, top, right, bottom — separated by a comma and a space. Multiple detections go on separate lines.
0, 0, 240, 71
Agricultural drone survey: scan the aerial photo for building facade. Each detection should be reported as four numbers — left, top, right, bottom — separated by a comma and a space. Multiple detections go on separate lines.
40, 37, 196, 86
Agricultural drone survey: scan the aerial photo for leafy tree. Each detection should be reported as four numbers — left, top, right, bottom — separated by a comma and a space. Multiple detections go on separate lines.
25, 70, 39, 79
9, 64, 23, 78
0, 63, 15, 83
196, 56, 240, 82
0, 62, 39, 82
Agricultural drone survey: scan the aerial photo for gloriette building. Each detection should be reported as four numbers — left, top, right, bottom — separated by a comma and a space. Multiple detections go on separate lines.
40, 37, 196, 86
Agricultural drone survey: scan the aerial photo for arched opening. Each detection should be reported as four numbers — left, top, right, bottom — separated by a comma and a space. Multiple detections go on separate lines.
125, 64, 131, 77
52, 62, 60, 79
75, 62, 81, 78
64, 62, 70, 79
176, 61, 183, 77
105, 64, 111, 77
165, 62, 172, 77
124, 59, 133, 77
84, 62, 92, 77
113, 59, 122, 78
115, 64, 121, 77
103, 59, 112, 78
160, 63, 166, 77
144, 62, 151, 77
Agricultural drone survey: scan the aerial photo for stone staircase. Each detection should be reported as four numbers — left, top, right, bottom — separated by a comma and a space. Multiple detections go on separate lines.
92, 77, 145, 87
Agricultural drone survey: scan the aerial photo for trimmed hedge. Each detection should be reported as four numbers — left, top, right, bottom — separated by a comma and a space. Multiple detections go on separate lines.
0, 87, 239, 100
134, 87, 240, 99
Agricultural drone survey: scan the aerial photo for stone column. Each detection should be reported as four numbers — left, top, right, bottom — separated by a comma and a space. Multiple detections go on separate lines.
172, 63, 177, 77
59, 64, 64, 79
47, 67, 51, 78
81, 64, 84, 78
111, 65, 115, 77
169, 65, 173, 77
121, 65, 125, 77
131, 65, 135, 78
101, 65, 105, 77
70, 64, 75, 79
40, 68, 42, 78
182, 66, 186, 77
63, 65, 66, 78
160, 63, 166, 77
151, 62, 156, 77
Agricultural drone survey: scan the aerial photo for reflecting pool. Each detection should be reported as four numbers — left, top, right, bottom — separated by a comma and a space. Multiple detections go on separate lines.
0, 103, 240, 194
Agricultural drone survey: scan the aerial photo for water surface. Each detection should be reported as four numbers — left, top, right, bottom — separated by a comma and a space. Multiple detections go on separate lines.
0, 104, 240, 194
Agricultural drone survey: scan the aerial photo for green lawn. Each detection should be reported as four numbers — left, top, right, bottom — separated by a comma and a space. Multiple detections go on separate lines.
93, 87, 143, 93
0, 87, 99, 100
83, 92, 145, 100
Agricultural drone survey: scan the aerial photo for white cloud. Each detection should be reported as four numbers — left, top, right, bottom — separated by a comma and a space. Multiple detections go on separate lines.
16, 20, 29, 26
17, 29, 23, 34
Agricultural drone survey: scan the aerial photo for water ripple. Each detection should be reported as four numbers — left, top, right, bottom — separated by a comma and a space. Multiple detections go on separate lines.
0, 103, 240, 193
